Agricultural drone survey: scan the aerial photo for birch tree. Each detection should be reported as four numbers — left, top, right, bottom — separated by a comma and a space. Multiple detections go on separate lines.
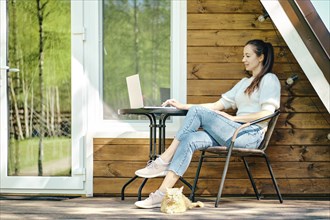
36, 0, 50, 176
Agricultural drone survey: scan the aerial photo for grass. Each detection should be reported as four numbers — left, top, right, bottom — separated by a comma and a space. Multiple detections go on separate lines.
8, 137, 71, 176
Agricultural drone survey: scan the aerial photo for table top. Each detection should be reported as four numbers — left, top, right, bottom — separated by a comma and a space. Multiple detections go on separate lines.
118, 107, 188, 116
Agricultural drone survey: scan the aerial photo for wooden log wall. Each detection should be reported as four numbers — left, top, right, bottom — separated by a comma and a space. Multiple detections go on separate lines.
94, 0, 330, 197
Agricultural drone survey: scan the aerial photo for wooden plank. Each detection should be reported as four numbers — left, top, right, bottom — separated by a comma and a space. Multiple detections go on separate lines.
93, 178, 330, 196
94, 144, 149, 161
280, 97, 328, 113
188, 14, 274, 30
277, 113, 330, 129
188, 63, 248, 80
187, 0, 263, 14
93, 138, 150, 145
192, 178, 330, 195
189, 161, 330, 179
94, 161, 330, 179
187, 63, 305, 80
188, 47, 297, 63
270, 129, 330, 146
187, 80, 233, 96
188, 30, 286, 47
187, 95, 220, 104
93, 143, 329, 163
199, 145, 330, 162
187, 80, 316, 96
265, 145, 330, 162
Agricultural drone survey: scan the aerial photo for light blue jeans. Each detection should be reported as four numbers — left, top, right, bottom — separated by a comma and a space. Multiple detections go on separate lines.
168, 106, 265, 177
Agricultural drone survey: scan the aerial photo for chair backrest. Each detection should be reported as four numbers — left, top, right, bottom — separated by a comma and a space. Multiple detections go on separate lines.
258, 110, 280, 151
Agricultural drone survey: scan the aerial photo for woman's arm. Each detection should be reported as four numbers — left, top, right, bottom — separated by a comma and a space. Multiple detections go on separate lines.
216, 110, 273, 123
162, 99, 225, 111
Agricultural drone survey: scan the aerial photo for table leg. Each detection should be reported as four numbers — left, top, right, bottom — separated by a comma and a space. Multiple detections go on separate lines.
151, 114, 157, 159
138, 178, 149, 201
159, 114, 170, 154
121, 113, 158, 201
145, 114, 156, 160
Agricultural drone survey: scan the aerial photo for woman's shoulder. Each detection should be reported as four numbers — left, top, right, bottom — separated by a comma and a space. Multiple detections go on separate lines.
263, 73, 279, 80
260, 73, 281, 92
261, 73, 280, 84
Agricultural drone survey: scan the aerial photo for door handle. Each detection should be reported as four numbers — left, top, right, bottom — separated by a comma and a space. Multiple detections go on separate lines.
0, 66, 19, 72
0, 66, 9, 70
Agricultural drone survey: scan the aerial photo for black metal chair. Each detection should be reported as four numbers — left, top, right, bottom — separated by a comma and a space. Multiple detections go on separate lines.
189, 110, 283, 207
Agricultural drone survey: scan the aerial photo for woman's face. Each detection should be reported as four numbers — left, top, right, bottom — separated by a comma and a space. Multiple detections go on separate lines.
242, 44, 264, 75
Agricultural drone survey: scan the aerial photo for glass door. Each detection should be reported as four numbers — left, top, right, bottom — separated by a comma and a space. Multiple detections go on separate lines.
0, 0, 85, 193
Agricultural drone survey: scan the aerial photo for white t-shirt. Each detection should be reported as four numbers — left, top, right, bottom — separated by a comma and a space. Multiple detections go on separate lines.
220, 73, 281, 116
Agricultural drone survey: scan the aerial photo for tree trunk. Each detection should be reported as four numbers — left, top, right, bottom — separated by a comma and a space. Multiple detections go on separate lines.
46, 88, 50, 135
9, 0, 24, 141
30, 88, 34, 137
9, 81, 24, 140
152, 1, 160, 102
23, 85, 30, 138
50, 87, 55, 136
36, 0, 48, 176
133, 0, 139, 75
55, 86, 61, 136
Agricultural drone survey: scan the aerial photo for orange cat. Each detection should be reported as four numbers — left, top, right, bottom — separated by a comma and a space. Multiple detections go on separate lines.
160, 186, 204, 214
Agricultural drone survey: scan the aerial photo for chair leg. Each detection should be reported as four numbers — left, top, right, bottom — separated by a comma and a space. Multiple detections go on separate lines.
215, 144, 234, 207
242, 157, 260, 200
179, 176, 193, 191
263, 154, 283, 203
189, 151, 205, 202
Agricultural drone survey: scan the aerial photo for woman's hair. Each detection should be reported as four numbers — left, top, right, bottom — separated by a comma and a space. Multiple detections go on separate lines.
244, 39, 274, 95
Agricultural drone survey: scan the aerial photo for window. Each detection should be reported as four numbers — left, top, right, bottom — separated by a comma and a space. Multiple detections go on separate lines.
103, 0, 171, 120
84, 0, 186, 137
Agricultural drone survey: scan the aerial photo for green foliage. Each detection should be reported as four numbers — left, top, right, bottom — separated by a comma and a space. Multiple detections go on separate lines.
8, 0, 71, 112
7, 0, 71, 175
103, 0, 171, 119
8, 137, 71, 176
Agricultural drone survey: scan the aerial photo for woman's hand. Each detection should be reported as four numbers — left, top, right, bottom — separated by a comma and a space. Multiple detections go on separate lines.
161, 99, 188, 110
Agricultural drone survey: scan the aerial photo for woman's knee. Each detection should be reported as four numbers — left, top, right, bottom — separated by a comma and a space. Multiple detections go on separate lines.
180, 134, 207, 152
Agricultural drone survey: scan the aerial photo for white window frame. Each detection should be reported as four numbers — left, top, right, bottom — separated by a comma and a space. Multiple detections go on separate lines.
84, 0, 187, 138
0, 0, 86, 195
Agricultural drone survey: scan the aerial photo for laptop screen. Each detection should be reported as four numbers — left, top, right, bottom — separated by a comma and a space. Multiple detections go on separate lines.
126, 74, 144, 108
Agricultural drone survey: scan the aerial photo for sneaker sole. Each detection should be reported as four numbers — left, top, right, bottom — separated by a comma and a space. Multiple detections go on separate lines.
135, 170, 168, 178
135, 202, 161, 209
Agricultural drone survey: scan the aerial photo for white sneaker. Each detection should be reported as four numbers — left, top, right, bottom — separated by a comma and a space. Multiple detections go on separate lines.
135, 158, 169, 178
135, 190, 164, 208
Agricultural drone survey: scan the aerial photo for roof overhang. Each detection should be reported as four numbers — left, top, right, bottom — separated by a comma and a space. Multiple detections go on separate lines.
260, 0, 330, 113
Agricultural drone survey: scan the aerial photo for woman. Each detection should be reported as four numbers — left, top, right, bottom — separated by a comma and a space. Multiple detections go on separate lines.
134, 39, 281, 209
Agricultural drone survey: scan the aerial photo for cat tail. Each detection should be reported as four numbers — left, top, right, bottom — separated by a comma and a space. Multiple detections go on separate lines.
191, 201, 204, 208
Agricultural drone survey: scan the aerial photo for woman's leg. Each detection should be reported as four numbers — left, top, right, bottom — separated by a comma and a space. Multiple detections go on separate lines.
135, 130, 217, 209
135, 106, 206, 178
159, 138, 180, 163
160, 105, 209, 162
159, 130, 218, 191
158, 171, 180, 192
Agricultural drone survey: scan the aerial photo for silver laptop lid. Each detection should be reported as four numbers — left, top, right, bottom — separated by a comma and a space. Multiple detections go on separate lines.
126, 74, 144, 108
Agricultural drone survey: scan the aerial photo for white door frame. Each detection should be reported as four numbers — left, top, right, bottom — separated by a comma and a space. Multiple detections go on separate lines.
0, 0, 88, 195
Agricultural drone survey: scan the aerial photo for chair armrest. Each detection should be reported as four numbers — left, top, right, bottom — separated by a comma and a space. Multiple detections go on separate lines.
248, 110, 280, 125
230, 110, 280, 144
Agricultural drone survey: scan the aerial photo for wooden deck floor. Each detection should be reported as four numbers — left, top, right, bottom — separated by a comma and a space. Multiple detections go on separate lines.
1, 195, 329, 219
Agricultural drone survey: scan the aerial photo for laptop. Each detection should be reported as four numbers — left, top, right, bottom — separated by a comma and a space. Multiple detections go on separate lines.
126, 74, 175, 109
